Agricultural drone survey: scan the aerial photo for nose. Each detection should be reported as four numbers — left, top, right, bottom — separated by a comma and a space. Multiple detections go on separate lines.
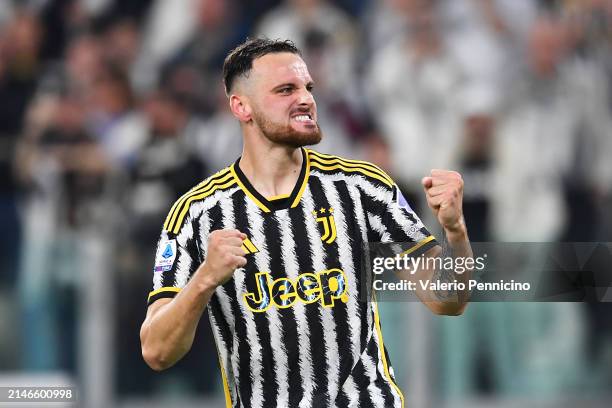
297, 87, 315, 106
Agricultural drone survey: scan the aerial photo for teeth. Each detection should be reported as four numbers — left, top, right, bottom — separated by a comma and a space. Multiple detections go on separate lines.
294, 114, 311, 122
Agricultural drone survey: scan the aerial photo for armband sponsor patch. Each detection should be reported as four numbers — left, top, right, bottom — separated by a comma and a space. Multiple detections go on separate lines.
154, 239, 177, 272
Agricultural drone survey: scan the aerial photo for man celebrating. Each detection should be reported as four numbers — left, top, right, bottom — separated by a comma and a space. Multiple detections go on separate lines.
140, 38, 472, 408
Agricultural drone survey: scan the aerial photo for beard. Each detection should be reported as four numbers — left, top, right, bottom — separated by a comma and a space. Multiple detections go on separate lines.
251, 109, 322, 148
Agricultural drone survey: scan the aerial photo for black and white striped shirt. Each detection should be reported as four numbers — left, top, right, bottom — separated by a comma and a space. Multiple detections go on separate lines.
148, 148, 437, 408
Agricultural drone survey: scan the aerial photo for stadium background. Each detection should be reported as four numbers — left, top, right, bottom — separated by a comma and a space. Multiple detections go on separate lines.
0, 0, 611, 407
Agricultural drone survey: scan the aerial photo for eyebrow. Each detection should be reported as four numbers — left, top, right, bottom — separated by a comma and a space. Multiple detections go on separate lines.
271, 81, 315, 91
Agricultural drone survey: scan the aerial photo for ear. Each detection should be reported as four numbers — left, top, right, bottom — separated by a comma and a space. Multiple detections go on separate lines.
229, 94, 252, 123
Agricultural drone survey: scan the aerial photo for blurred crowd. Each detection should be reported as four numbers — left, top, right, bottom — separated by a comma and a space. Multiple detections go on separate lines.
1, 0, 612, 403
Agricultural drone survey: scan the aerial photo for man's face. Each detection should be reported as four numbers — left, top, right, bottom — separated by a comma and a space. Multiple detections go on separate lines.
246, 52, 321, 147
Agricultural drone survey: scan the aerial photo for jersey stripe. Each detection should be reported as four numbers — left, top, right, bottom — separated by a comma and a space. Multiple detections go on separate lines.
164, 170, 236, 233
290, 198, 325, 405
315, 179, 352, 403
373, 299, 404, 408
275, 209, 309, 406
200, 207, 238, 406
310, 160, 393, 188
245, 194, 276, 408
211, 311, 234, 408
349, 354, 374, 408
265, 213, 299, 407
175, 220, 195, 288
346, 182, 373, 403
361, 338, 387, 406
218, 196, 246, 406
230, 193, 255, 406
303, 179, 340, 404
318, 178, 362, 395
348, 184, 374, 341
367, 213, 392, 242
217, 348, 233, 408
308, 154, 393, 187
163, 167, 232, 230
307, 150, 394, 186
170, 177, 238, 234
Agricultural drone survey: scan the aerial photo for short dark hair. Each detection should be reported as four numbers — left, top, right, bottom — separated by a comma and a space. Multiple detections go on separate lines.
222, 38, 301, 95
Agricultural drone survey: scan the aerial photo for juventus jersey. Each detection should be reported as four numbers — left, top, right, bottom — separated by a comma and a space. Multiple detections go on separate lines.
148, 148, 438, 408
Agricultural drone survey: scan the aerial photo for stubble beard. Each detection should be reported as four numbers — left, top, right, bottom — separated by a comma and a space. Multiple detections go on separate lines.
251, 109, 322, 148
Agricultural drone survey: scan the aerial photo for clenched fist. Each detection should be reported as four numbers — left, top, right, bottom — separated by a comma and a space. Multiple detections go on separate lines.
422, 169, 465, 233
199, 229, 248, 287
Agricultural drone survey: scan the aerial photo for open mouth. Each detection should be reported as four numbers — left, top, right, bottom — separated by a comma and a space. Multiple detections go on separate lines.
291, 113, 315, 124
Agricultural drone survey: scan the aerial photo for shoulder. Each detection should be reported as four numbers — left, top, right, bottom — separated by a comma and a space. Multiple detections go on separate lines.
163, 165, 238, 234
306, 148, 395, 190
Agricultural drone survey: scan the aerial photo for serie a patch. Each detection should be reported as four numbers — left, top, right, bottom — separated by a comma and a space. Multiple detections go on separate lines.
394, 186, 413, 213
154, 239, 177, 272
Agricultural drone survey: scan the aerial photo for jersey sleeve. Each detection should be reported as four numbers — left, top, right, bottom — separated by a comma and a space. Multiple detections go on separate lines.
365, 182, 438, 257
147, 221, 201, 305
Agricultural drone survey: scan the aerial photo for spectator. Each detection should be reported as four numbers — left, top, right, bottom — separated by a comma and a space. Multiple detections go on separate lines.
439, 0, 538, 86
256, 0, 358, 101
366, 1, 464, 206
454, 82, 500, 242
101, 18, 141, 74
492, 15, 610, 241
85, 63, 148, 170
132, 0, 201, 90
115, 88, 214, 394
162, 0, 246, 117
0, 10, 43, 369
16, 89, 110, 371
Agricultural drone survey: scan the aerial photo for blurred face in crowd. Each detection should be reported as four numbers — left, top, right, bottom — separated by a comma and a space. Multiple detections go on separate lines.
90, 71, 132, 116
388, 0, 429, 16
143, 93, 186, 136
55, 96, 86, 133
528, 19, 568, 76
464, 114, 494, 159
198, 0, 228, 28
67, 35, 104, 87
103, 20, 139, 68
235, 52, 321, 148
290, 0, 321, 14
5, 11, 42, 59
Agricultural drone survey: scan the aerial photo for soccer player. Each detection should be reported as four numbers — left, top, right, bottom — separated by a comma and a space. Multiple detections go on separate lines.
140, 38, 472, 408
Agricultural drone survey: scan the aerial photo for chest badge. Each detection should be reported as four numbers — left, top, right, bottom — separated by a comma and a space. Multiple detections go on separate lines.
312, 207, 337, 244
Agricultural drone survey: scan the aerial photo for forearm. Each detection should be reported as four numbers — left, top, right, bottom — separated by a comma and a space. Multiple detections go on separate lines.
438, 221, 472, 290
408, 220, 472, 315
140, 266, 217, 370
416, 169, 472, 314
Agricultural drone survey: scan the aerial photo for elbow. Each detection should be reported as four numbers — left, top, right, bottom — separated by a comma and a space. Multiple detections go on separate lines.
142, 346, 172, 372
140, 329, 190, 371
441, 304, 467, 316
428, 302, 468, 316
140, 324, 172, 372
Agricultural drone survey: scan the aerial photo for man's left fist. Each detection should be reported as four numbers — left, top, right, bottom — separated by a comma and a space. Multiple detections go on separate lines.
422, 169, 465, 233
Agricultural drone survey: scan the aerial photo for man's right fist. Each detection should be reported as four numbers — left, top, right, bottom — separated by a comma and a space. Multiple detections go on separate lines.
200, 229, 248, 287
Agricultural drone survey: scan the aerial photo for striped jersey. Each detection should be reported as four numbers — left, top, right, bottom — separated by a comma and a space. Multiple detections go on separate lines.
148, 148, 438, 408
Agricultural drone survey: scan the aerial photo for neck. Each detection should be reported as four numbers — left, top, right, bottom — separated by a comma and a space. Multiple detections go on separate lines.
240, 134, 303, 198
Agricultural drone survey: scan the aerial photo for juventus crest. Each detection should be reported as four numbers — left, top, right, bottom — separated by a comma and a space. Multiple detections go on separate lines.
312, 207, 337, 244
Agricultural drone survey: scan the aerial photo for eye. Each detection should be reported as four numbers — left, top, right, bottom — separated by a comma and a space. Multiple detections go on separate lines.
306, 84, 314, 93
278, 87, 293, 94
